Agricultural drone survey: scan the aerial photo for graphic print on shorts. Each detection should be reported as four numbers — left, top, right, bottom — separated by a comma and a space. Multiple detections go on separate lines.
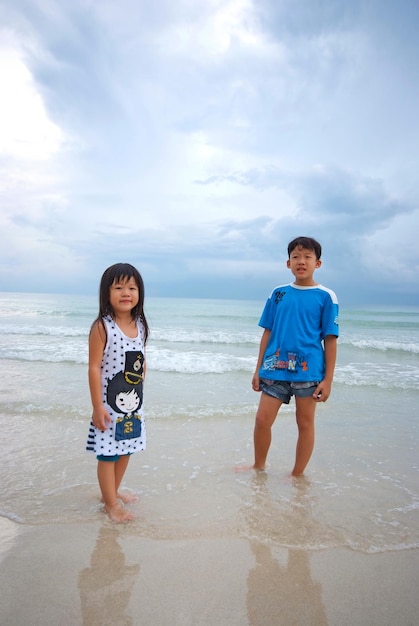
106, 351, 144, 441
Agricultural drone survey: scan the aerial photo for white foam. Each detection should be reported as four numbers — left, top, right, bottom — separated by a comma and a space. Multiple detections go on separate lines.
0, 324, 87, 337
147, 347, 255, 373
151, 327, 259, 345
340, 336, 419, 354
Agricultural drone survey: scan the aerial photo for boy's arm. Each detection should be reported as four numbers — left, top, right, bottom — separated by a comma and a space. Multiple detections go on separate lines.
252, 329, 271, 392
313, 335, 337, 402
88, 321, 112, 430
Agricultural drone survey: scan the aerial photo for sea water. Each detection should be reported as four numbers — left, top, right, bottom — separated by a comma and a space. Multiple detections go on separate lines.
0, 292, 418, 553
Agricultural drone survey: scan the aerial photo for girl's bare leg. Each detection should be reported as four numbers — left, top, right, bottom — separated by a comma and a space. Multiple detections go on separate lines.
114, 455, 139, 503
253, 393, 282, 469
97, 459, 134, 522
291, 396, 316, 476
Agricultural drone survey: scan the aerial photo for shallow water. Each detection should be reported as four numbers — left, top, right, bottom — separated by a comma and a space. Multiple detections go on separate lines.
0, 293, 418, 554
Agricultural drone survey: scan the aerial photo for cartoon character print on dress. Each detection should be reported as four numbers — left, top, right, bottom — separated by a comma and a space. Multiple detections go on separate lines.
106, 351, 144, 441
124, 350, 144, 385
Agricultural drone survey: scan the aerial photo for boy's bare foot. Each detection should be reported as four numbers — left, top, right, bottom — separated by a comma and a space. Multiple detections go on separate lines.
117, 491, 139, 504
233, 464, 252, 472
291, 470, 304, 477
105, 502, 135, 523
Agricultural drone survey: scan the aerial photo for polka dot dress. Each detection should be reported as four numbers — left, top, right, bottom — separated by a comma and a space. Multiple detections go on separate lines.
86, 315, 147, 456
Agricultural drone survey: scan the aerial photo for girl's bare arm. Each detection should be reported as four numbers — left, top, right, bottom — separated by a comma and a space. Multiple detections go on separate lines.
88, 321, 112, 430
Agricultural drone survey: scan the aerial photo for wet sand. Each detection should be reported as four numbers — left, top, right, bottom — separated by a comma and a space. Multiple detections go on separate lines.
1, 517, 418, 625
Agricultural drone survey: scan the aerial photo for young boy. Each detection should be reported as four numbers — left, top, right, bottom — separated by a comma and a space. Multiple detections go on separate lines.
251, 236, 338, 475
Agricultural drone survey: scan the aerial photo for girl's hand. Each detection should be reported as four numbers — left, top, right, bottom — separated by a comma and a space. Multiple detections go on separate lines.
92, 406, 112, 431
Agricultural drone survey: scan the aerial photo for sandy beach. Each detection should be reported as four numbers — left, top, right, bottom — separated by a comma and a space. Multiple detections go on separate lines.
1, 516, 418, 626
1, 295, 419, 624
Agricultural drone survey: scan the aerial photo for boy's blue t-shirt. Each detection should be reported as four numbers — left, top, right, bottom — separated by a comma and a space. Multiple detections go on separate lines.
258, 283, 339, 382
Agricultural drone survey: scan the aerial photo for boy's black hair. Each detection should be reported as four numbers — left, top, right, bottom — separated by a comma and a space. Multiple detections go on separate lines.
93, 262, 149, 342
287, 236, 322, 260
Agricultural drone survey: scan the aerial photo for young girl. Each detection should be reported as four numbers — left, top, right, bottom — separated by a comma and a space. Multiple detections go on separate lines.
86, 263, 149, 522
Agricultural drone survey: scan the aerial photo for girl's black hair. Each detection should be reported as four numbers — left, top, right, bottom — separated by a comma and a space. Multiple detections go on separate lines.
287, 236, 322, 260
93, 263, 149, 343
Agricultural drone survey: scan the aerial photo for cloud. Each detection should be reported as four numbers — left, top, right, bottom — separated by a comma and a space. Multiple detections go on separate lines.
0, 37, 62, 161
0, 0, 418, 305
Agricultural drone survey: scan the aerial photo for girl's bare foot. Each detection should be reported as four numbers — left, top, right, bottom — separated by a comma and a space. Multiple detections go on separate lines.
117, 491, 139, 504
101, 491, 139, 505
105, 502, 135, 523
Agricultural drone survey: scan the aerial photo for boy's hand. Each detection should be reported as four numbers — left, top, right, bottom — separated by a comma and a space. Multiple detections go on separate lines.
252, 373, 261, 391
313, 380, 332, 402
92, 406, 112, 431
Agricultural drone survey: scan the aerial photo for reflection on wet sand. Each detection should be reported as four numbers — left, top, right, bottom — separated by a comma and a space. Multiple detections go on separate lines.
245, 473, 328, 625
78, 526, 140, 626
247, 543, 327, 625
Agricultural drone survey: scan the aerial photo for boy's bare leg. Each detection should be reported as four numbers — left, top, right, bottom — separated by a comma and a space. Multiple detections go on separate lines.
253, 393, 282, 469
292, 396, 316, 476
97, 459, 134, 522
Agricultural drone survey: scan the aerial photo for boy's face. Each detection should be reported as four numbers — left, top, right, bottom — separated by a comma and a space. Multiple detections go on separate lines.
287, 246, 321, 286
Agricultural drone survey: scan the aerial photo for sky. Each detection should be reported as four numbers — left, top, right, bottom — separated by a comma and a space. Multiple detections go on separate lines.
0, 0, 419, 306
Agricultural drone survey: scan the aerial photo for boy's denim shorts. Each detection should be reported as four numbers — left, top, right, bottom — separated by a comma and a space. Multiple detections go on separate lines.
259, 378, 319, 404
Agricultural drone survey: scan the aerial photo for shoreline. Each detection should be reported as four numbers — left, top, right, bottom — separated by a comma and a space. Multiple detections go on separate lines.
1, 517, 418, 625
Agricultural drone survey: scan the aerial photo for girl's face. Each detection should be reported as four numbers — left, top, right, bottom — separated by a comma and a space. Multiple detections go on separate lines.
115, 389, 140, 413
109, 276, 139, 315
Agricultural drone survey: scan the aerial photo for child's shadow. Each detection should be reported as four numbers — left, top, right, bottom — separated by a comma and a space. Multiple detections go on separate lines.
78, 526, 140, 626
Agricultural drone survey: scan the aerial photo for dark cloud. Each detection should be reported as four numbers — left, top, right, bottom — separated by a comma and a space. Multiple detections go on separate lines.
0, 0, 418, 306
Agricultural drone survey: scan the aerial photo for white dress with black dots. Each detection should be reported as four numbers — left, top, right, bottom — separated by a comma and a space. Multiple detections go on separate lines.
86, 315, 147, 456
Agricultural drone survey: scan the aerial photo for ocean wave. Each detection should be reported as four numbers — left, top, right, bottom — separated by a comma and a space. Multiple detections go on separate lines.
1, 344, 418, 386
0, 325, 260, 345
146, 347, 255, 373
2, 329, 418, 354
340, 336, 419, 354
0, 322, 261, 342
343, 319, 419, 330
0, 342, 88, 364
334, 363, 419, 389
341, 306, 419, 318
151, 327, 259, 345
0, 343, 256, 373
0, 325, 88, 337
0, 305, 93, 319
